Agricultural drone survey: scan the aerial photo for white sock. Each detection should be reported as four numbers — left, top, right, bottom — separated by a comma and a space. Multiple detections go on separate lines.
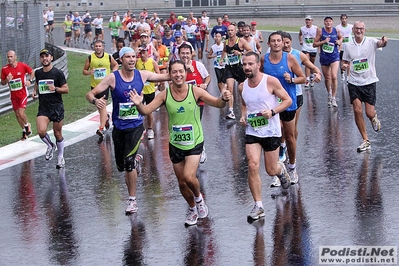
194, 194, 203, 203
256, 201, 263, 209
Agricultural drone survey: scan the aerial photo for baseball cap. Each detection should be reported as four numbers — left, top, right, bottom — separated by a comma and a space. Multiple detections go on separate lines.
177, 15, 184, 20
140, 33, 148, 37
324, 16, 333, 21
305, 15, 313, 20
119, 47, 135, 58
40, 49, 52, 56
174, 31, 183, 37
250, 21, 257, 25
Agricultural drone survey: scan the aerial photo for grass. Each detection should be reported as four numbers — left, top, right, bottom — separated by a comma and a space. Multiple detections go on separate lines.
0, 52, 96, 147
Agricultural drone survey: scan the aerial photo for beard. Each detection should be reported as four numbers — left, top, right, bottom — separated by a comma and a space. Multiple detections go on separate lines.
245, 72, 254, 79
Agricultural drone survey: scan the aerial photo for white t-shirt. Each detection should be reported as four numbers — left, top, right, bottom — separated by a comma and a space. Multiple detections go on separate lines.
46, 10, 54, 21
336, 23, 353, 51
211, 43, 226, 69
300, 25, 318, 53
92, 18, 103, 29
343, 37, 379, 86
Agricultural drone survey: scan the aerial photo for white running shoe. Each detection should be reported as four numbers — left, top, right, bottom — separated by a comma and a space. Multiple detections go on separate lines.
226, 110, 236, 120
45, 143, 56, 161
248, 204, 265, 220
125, 199, 138, 214
147, 129, 154, 140
270, 176, 281, 188
185, 208, 198, 226
196, 199, 209, 219
199, 147, 207, 164
56, 157, 65, 169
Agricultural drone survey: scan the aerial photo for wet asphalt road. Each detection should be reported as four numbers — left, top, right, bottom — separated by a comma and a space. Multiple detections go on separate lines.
0, 28, 399, 265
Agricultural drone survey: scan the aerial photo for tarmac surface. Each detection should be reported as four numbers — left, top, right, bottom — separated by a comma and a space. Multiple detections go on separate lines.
0, 27, 399, 265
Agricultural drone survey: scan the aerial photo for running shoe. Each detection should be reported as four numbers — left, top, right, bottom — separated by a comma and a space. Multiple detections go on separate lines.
279, 145, 287, 163
357, 140, 371, 153
341, 72, 345, 81
56, 157, 65, 169
327, 95, 332, 107
96, 128, 105, 139
331, 98, 338, 107
147, 129, 154, 140
135, 154, 143, 175
25, 123, 32, 136
21, 131, 27, 141
199, 147, 207, 164
45, 143, 56, 161
289, 167, 299, 184
371, 115, 381, 132
248, 204, 265, 220
277, 161, 291, 189
270, 175, 281, 188
196, 199, 209, 219
310, 74, 315, 88
105, 114, 110, 130
125, 199, 138, 214
185, 208, 198, 226
226, 110, 236, 120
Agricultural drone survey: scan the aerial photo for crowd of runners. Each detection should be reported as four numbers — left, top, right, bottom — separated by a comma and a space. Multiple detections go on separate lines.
1, 8, 388, 226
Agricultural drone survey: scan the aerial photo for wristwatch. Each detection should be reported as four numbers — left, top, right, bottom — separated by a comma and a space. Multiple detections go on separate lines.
271, 109, 276, 117
91, 98, 97, 104
29, 79, 34, 83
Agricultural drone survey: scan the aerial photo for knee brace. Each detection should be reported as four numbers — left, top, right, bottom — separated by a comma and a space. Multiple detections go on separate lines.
125, 155, 135, 172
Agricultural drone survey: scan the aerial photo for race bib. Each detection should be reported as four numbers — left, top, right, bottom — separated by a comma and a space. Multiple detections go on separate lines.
94, 68, 107, 80
9, 78, 23, 91
187, 33, 194, 39
305, 37, 314, 44
112, 28, 118, 36
171, 124, 194, 146
247, 112, 268, 130
118, 102, 139, 120
186, 79, 197, 85
38, 79, 55, 94
343, 37, 350, 43
322, 42, 334, 53
227, 54, 239, 65
214, 55, 223, 67
353, 58, 369, 73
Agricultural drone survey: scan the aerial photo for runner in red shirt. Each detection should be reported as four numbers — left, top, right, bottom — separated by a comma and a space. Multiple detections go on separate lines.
1, 50, 35, 140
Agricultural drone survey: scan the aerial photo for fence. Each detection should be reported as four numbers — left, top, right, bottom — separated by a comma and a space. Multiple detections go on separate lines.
0, 43, 68, 115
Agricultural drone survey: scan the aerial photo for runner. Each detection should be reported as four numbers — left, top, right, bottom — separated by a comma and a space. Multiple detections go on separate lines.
313, 16, 343, 108
298, 15, 318, 89
336, 14, 353, 81
129, 60, 232, 226
261, 31, 306, 184
1, 50, 35, 140
46, 6, 55, 36
109, 13, 122, 52
239, 52, 292, 221
32, 49, 69, 169
219, 25, 253, 120
86, 47, 170, 215
341, 21, 387, 152
83, 40, 119, 140
135, 46, 160, 140
207, 32, 227, 92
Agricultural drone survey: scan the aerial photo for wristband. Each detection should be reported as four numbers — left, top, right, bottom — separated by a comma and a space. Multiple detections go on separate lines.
271, 109, 276, 117
291, 78, 295, 84
221, 96, 229, 102
91, 98, 97, 104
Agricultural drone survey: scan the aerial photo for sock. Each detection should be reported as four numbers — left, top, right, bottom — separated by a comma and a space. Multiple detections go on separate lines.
229, 108, 233, 112
256, 201, 263, 209
194, 194, 203, 203
129, 196, 136, 201
56, 138, 65, 159
41, 133, 53, 148
189, 206, 197, 212
281, 142, 286, 148
288, 163, 296, 170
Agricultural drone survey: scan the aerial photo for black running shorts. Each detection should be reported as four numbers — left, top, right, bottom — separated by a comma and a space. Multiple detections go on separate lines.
348, 82, 376, 106
245, 135, 281, 152
169, 142, 204, 164
112, 124, 144, 172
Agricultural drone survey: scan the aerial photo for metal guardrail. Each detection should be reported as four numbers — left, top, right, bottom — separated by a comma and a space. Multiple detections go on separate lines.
53, 4, 399, 21
0, 43, 69, 115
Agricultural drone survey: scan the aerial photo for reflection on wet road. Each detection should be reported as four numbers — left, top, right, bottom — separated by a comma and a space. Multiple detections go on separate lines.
0, 30, 398, 265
